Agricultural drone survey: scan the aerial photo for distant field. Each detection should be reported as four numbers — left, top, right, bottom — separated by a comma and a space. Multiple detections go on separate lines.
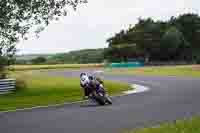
106, 65, 200, 77
8, 64, 104, 71
9, 64, 200, 77
0, 71, 130, 111
128, 116, 200, 133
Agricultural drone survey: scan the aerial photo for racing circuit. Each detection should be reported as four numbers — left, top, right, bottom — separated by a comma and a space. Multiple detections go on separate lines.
1, 69, 200, 133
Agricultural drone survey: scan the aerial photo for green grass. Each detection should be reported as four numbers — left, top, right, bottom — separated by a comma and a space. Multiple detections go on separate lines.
128, 116, 200, 133
8, 64, 104, 71
0, 71, 130, 111
106, 65, 200, 77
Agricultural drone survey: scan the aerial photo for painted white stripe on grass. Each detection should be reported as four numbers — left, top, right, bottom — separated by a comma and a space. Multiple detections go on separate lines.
123, 84, 150, 94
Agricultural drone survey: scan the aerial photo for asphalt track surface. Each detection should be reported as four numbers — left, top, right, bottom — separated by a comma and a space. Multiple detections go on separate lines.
1, 69, 200, 133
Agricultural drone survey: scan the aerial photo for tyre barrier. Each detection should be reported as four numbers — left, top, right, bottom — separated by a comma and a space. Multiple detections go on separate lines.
109, 62, 144, 68
0, 79, 16, 94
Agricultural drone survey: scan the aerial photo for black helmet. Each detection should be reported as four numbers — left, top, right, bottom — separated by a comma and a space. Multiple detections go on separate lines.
88, 75, 94, 80
80, 73, 86, 78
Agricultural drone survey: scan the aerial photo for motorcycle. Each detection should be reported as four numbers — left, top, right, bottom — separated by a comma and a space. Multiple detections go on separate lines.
89, 82, 112, 105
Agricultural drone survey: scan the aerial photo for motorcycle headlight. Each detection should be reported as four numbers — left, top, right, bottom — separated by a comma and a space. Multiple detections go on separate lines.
100, 84, 103, 88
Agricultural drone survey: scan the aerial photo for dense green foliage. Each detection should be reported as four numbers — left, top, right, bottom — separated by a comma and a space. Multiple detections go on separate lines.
0, 0, 86, 75
105, 13, 200, 63
159, 27, 187, 60
31, 56, 47, 64
0, 56, 8, 78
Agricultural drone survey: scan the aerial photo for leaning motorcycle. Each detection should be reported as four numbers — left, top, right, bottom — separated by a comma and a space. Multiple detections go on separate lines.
89, 83, 112, 105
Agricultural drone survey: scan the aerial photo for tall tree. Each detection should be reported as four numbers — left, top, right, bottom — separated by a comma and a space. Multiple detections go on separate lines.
171, 13, 200, 60
105, 13, 200, 63
160, 27, 187, 60
31, 56, 47, 64
0, 0, 86, 74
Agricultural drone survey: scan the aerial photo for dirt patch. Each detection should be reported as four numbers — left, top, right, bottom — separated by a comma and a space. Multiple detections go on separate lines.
191, 65, 200, 70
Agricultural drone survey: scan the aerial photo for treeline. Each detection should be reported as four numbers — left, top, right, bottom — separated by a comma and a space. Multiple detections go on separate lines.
104, 13, 200, 63
16, 48, 105, 64
49, 49, 104, 64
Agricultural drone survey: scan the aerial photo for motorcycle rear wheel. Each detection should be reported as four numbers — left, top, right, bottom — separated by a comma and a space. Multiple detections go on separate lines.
105, 96, 112, 104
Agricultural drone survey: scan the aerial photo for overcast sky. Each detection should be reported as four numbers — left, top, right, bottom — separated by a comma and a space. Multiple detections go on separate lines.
17, 0, 200, 54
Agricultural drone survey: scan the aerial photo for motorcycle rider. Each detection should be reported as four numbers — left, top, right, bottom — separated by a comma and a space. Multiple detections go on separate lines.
80, 73, 104, 99
80, 73, 90, 99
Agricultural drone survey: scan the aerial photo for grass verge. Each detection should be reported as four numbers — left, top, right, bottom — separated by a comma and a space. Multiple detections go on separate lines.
106, 65, 200, 77
8, 64, 103, 71
128, 116, 200, 133
0, 71, 130, 111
